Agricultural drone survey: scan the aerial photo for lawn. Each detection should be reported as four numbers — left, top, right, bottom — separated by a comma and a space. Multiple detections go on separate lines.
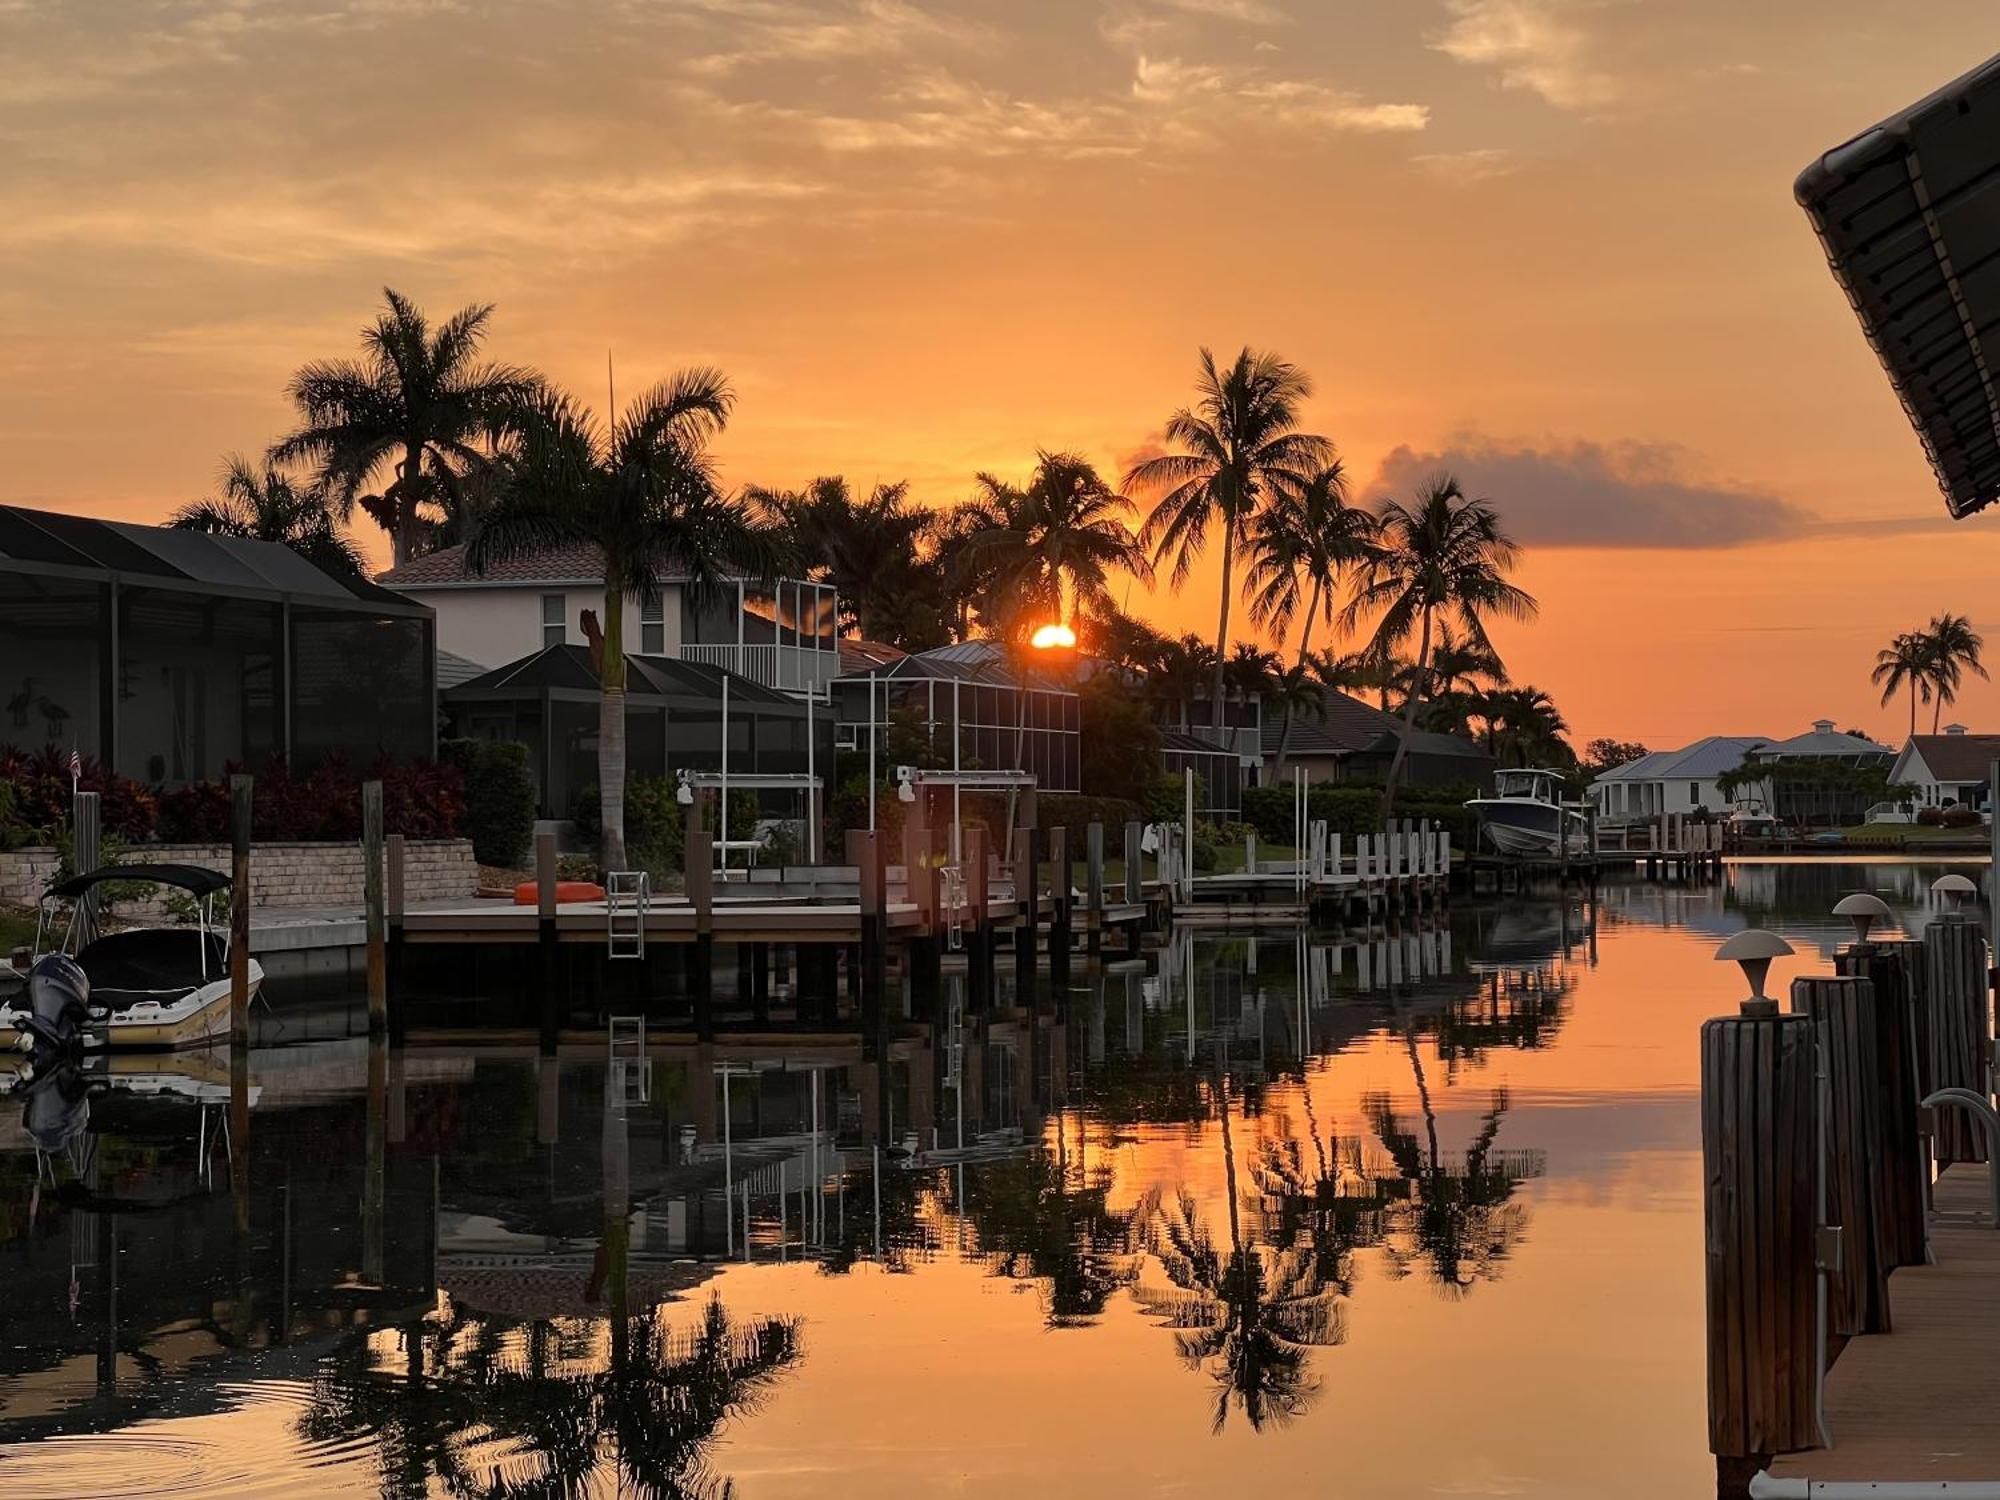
0, 905, 36, 956
1843, 822, 1987, 847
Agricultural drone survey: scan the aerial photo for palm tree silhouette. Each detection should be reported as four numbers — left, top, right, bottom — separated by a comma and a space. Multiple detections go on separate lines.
1135, 1062, 1345, 1432
1344, 474, 1538, 816
958, 451, 1153, 639
1872, 630, 1934, 740
469, 376, 781, 871
1125, 347, 1333, 729
170, 455, 366, 578
749, 476, 950, 648
1921, 612, 1988, 732
271, 289, 539, 566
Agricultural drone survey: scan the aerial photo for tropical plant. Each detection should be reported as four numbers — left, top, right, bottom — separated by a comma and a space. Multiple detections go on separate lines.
1125, 347, 1334, 726
271, 289, 540, 567
469, 371, 779, 870
1582, 737, 1649, 775
169, 456, 366, 578
1344, 474, 1538, 816
958, 451, 1152, 641
1922, 612, 1988, 733
748, 476, 953, 649
1484, 685, 1574, 770
1872, 630, 1934, 740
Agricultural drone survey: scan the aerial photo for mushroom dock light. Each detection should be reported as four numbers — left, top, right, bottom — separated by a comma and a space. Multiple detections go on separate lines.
1715, 928, 1795, 1018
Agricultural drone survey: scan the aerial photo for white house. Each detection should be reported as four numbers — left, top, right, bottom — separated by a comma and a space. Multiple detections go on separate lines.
1589, 735, 1770, 820
1887, 725, 2000, 809
1749, 718, 1893, 768
379, 541, 840, 696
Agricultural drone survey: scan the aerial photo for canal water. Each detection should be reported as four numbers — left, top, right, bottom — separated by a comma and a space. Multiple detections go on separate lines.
0, 859, 1982, 1498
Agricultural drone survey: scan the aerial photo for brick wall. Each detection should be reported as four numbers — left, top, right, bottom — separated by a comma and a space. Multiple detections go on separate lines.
0, 840, 475, 915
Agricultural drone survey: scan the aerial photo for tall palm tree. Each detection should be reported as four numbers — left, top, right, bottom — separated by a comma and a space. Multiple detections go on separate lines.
1872, 630, 1935, 739
1125, 347, 1333, 729
1486, 685, 1573, 769
271, 289, 540, 567
747, 476, 952, 646
1244, 460, 1377, 776
1923, 612, 1989, 733
169, 455, 365, 578
1345, 474, 1538, 816
960, 451, 1153, 641
469, 372, 779, 871
1224, 642, 1282, 705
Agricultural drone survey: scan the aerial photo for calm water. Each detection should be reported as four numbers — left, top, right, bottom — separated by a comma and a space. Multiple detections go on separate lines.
0, 859, 1984, 1499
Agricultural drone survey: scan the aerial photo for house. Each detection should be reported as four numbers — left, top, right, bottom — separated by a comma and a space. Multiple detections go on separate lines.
1745, 718, 1895, 828
1887, 725, 2000, 810
1260, 688, 1495, 791
379, 542, 840, 697
1749, 719, 1892, 768
832, 640, 1081, 794
444, 644, 831, 821
1588, 735, 1771, 820
0, 503, 435, 783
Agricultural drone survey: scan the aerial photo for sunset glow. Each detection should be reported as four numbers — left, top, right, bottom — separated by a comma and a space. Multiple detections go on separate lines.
1031, 622, 1078, 650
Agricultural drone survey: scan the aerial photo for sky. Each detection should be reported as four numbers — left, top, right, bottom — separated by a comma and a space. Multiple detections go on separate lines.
4, 0, 2000, 749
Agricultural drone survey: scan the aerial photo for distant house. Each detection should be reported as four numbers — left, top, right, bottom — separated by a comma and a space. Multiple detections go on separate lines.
1588, 735, 1771, 820
380, 542, 840, 697
1888, 725, 2000, 810
1749, 719, 1893, 769
1260, 688, 1495, 791
1745, 718, 1895, 828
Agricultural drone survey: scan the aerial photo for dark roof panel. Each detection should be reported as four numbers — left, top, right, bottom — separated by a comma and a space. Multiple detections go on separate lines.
1796, 52, 2000, 518
445, 643, 797, 706
380, 540, 607, 585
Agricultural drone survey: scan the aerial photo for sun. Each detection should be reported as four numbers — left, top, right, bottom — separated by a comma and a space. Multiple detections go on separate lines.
1030, 622, 1077, 649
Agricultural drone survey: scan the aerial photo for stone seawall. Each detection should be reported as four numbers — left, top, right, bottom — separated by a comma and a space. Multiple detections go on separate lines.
0, 840, 475, 915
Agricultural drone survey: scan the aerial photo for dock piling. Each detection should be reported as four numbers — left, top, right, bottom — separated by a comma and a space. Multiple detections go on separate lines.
363, 779, 386, 1036
229, 774, 252, 1049
1923, 913, 1990, 1165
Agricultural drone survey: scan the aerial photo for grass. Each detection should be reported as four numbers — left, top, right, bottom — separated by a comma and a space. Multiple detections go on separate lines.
1067, 843, 1299, 888
0, 905, 36, 955
1842, 822, 1986, 847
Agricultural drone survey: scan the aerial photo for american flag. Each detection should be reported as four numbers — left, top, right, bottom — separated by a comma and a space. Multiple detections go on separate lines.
67, 748, 81, 783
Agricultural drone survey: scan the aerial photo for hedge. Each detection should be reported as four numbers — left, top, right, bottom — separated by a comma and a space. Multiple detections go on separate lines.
1241, 783, 1480, 847
442, 739, 536, 867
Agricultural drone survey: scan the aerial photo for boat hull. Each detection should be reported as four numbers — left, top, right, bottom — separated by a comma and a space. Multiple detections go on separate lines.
1, 965, 261, 1051
1468, 799, 1578, 856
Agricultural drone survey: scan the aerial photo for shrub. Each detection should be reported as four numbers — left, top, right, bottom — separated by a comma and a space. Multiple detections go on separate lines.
0, 744, 157, 840
1241, 781, 1479, 847
1918, 806, 1946, 827
1942, 804, 1981, 829
443, 739, 535, 866
1037, 793, 1144, 833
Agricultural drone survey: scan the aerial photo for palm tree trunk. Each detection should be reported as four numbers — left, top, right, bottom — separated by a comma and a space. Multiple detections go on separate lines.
1909, 685, 1917, 742
1271, 576, 1322, 780
1209, 522, 1236, 743
599, 582, 628, 872
395, 440, 425, 567
1379, 607, 1433, 821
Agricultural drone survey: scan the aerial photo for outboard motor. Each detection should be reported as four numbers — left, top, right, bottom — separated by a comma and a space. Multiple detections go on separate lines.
11, 953, 90, 1063
19, 1060, 90, 1155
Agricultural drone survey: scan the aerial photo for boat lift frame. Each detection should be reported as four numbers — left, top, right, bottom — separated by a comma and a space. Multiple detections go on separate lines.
676, 769, 827, 868
894, 765, 1039, 865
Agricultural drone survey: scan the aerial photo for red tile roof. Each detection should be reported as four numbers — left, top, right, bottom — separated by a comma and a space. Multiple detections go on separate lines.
378, 541, 606, 586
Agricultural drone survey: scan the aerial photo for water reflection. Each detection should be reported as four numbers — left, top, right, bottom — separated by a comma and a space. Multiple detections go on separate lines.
1, 860, 1979, 1498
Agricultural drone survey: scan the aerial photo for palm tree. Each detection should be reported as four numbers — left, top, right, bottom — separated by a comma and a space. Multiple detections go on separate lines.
469, 372, 779, 871
1224, 642, 1282, 705
1872, 630, 1935, 739
1345, 474, 1538, 816
960, 451, 1153, 641
1486, 685, 1573, 769
1923, 612, 1989, 733
747, 476, 952, 646
1125, 347, 1334, 729
169, 455, 365, 578
270, 289, 540, 567
1244, 460, 1377, 776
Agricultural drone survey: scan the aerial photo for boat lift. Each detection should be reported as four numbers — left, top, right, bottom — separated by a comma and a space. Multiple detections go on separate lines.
894, 765, 1038, 866
676, 769, 827, 870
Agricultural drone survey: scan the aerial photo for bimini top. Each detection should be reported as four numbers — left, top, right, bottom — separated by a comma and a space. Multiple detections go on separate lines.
47, 863, 235, 900
1795, 52, 2000, 518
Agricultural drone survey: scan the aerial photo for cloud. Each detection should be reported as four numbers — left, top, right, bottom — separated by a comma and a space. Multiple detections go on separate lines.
1134, 58, 1428, 132
1429, 0, 1620, 112
1413, 146, 1517, 182
1369, 436, 1812, 548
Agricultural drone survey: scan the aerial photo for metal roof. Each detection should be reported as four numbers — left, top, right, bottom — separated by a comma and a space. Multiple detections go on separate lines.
836, 639, 1073, 692
1796, 51, 2000, 518
0, 504, 424, 612
444, 643, 798, 706
436, 648, 491, 690
1592, 735, 1770, 783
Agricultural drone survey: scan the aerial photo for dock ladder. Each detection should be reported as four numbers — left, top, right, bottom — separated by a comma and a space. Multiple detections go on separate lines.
606, 870, 649, 959
939, 864, 967, 951
609, 1015, 651, 1106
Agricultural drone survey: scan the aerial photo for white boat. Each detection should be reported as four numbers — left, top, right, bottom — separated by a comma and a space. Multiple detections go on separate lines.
0, 863, 262, 1050
1465, 769, 1587, 857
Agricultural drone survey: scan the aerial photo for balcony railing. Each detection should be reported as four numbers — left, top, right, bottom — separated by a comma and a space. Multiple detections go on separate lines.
673, 642, 838, 693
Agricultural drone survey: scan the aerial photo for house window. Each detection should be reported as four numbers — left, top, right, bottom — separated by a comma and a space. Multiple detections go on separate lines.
641, 593, 665, 655
541, 593, 565, 648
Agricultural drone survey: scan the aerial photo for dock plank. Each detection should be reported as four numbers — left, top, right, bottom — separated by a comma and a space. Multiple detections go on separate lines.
1764, 1165, 2000, 1486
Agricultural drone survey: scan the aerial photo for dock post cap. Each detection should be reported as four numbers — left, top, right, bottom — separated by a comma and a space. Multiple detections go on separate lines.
1832, 891, 1894, 943
1716, 928, 1794, 1015
1932, 872, 1978, 909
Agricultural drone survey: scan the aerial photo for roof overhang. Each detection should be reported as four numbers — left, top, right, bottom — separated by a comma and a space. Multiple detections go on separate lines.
1796, 52, 2000, 518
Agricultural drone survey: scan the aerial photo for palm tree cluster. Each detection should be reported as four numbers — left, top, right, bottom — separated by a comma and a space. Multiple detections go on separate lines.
1872, 613, 1989, 737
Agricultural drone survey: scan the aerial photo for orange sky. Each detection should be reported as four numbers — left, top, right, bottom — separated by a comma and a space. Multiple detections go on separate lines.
5, 1, 2000, 747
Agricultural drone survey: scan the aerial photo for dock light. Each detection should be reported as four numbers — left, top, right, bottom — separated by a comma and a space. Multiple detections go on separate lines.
675, 771, 694, 806
1715, 928, 1795, 1018
895, 765, 916, 804
1832, 891, 1893, 945
1932, 872, 1978, 910
1030, 622, 1076, 650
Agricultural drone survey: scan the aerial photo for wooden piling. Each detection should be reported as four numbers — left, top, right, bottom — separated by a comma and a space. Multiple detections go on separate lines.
1701, 1007, 1819, 1462
385, 833, 406, 1043
536, 828, 559, 1053
1922, 915, 1990, 1165
1085, 822, 1105, 961
686, 816, 715, 1042
72, 789, 100, 946
363, 779, 386, 1036
229, 775, 252, 1049
1792, 974, 1893, 1336
1834, 940, 1929, 1268
1014, 826, 1040, 981
1124, 821, 1143, 905
1048, 825, 1071, 996
966, 825, 992, 1009
847, 829, 885, 1057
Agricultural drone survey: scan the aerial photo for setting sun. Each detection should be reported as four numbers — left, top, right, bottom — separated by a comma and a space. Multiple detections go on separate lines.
1030, 622, 1077, 650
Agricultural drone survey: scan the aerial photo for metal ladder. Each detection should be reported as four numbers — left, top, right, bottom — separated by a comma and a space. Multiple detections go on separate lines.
609, 1014, 651, 1106
939, 864, 967, 951
606, 870, 649, 959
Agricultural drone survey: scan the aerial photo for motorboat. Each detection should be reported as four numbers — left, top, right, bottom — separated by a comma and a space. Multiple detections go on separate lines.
1465, 769, 1587, 857
0, 863, 260, 1050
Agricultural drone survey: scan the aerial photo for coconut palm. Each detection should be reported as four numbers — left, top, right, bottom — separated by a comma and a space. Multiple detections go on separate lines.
1922, 612, 1988, 733
959, 451, 1153, 641
1244, 460, 1378, 775
1345, 474, 1538, 816
270, 289, 539, 567
169, 455, 365, 578
1872, 631, 1935, 739
1485, 685, 1574, 770
1125, 348, 1334, 727
1224, 643, 1282, 706
469, 372, 779, 871
747, 476, 952, 647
